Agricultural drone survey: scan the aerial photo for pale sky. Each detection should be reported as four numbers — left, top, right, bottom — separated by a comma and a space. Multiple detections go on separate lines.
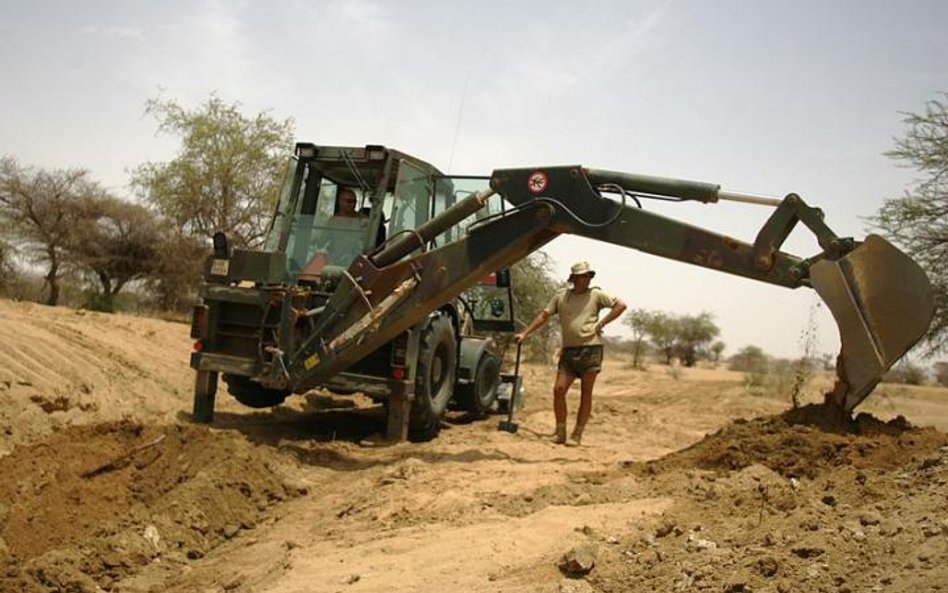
2, 0, 946, 359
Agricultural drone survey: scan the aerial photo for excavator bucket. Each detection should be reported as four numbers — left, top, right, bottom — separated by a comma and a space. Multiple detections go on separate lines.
810, 234, 934, 411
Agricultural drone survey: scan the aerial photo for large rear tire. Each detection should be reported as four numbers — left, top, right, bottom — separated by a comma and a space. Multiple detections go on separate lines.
193, 370, 218, 423
224, 374, 290, 408
408, 313, 457, 441
456, 352, 501, 415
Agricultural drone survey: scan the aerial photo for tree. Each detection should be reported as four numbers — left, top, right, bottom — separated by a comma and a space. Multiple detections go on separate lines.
130, 95, 295, 249
633, 310, 722, 367
674, 312, 720, 367
145, 227, 208, 312
728, 345, 769, 373
644, 311, 678, 365
622, 308, 655, 369
883, 361, 928, 385
0, 238, 17, 294
709, 340, 726, 366
872, 93, 948, 354
68, 196, 162, 312
935, 361, 948, 387
0, 157, 97, 305
511, 252, 562, 362
728, 344, 771, 392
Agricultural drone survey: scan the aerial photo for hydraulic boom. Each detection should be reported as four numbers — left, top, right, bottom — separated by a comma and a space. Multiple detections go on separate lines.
290, 164, 933, 413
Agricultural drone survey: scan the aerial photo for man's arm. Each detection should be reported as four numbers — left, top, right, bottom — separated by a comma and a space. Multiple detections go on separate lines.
514, 310, 552, 344
595, 298, 627, 335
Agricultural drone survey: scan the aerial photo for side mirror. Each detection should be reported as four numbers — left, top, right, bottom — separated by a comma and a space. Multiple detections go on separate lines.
212, 232, 230, 259
495, 268, 511, 288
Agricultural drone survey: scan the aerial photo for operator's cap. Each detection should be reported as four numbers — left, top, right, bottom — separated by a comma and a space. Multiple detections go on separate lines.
569, 261, 596, 280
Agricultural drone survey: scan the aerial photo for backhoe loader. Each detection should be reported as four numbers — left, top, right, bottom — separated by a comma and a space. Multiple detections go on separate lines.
189, 143, 934, 441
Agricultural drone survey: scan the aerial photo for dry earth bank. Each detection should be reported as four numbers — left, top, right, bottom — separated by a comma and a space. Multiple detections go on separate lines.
0, 299, 946, 592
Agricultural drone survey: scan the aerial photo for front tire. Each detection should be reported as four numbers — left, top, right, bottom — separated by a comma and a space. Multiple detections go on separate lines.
408, 313, 457, 441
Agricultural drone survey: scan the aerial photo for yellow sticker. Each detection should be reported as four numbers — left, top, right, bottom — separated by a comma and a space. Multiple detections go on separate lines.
304, 354, 319, 370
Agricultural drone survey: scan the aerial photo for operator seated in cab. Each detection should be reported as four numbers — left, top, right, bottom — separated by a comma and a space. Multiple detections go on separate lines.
334, 188, 368, 219
297, 188, 370, 282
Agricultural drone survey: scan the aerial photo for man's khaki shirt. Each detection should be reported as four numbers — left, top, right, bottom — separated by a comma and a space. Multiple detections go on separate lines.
543, 287, 617, 348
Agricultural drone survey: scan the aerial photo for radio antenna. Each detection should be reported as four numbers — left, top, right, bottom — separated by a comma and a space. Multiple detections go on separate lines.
447, 74, 469, 174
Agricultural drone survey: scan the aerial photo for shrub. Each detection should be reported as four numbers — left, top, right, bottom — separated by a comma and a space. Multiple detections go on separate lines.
884, 362, 928, 385
935, 362, 948, 388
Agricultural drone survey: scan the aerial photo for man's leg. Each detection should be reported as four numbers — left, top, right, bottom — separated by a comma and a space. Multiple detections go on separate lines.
552, 371, 574, 443
568, 371, 598, 446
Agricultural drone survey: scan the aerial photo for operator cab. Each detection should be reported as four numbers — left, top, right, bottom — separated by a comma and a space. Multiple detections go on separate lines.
262, 143, 508, 287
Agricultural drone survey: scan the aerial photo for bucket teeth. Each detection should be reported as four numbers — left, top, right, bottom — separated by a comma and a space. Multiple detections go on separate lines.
811, 234, 934, 411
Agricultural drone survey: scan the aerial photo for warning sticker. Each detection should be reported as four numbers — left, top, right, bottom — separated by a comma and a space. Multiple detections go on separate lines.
210, 259, 230, 276
527, 171, 548, 194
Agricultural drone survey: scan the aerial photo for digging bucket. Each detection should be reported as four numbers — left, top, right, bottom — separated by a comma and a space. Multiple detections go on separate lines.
810, 234, 934, 411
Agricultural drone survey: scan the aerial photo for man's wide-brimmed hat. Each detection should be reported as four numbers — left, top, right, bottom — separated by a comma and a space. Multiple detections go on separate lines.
569, 261, 596, 280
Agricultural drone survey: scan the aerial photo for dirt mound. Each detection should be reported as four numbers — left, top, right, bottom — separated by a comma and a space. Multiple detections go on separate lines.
0, 421, 307, 593
1, 299, 947, 592
586, 405, 948, 593
634, 403, 943, 479
0, 300, 195, 457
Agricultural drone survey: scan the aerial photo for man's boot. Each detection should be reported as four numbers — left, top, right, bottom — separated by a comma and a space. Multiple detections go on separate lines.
551, 423, 567, 444
566, 424, 585, 447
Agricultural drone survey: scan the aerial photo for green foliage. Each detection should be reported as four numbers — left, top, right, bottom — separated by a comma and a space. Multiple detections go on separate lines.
67, 196, 163, 312
883, 361, 928, 385
130, 94, 295, 249
872, 93, 948, 354
145, 229, 207, 312
510, 252, 562, 362
675, 312, 721, 366
601, 335, 641, 359
0, 154, 211, 312
622, 308, 655, 368
0, 238, 17, 294
709, 341, 726, 366
729, 345, 816, 403
729, 345, 770, 389
643, 311, 677, 364
0, 157, 100, 305
935, 361, 948, 387
80, 287, 116, 312
760, 358, 814, 406
728, 345, 768, 372
628, 309, 722, 367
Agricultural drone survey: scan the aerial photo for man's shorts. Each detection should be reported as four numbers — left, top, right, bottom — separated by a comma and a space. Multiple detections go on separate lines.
557, 345, 604, 376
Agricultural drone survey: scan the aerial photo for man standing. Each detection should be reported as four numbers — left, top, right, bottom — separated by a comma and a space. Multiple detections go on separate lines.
514, 261, 627, 446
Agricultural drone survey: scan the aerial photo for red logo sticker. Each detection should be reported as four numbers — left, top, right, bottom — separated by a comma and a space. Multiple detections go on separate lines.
527, 171, 548, 194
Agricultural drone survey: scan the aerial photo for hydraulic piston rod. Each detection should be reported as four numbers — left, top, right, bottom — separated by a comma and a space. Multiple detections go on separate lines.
370, 189, 496, 268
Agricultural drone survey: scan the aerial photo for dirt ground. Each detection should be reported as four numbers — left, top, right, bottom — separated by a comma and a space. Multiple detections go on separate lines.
1, 298, 946, 593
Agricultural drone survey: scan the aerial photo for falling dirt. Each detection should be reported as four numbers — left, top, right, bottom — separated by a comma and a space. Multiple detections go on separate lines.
0, 298, 946, 592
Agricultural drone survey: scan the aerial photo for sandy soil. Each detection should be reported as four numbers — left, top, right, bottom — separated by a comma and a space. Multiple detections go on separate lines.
1, 298, 946, 593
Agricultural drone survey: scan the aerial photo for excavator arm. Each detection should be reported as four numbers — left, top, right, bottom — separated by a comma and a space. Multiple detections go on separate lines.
286, 165, 934, 413
493, 166, 934, 411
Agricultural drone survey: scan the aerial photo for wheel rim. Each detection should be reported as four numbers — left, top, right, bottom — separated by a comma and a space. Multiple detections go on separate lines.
431, 344, 447, 392
476, 356, 499, 406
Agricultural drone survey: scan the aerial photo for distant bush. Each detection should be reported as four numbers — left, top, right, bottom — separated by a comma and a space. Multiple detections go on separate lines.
936, 362, 948, 388
884, 362, 928, 385
728, 345, 768, 373
601, 335, 637, 357
729, 345, 815, 405
0, 240, 16, 293
770, 357, 817, 407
